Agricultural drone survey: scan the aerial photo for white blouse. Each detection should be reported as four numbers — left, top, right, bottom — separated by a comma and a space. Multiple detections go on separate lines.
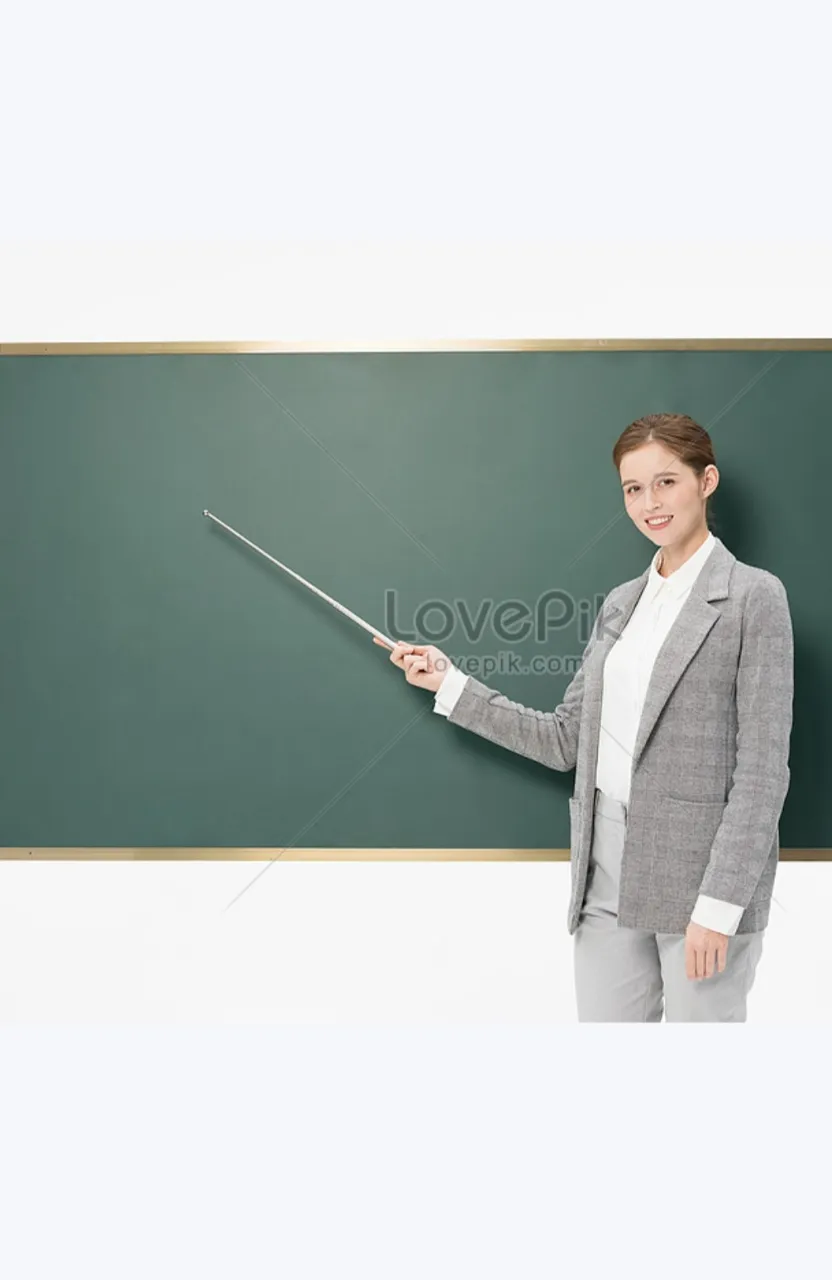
433, 530, 745, 936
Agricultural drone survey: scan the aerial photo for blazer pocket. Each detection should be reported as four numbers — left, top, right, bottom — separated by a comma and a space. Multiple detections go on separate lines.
663, 793, 727, 805
648, 795, 727, 892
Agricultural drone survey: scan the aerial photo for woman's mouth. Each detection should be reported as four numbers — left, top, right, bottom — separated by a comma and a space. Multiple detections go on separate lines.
646, 515, 673, 528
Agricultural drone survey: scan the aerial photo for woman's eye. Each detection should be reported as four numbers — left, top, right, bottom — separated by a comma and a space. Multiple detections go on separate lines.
626, 479, 674, 495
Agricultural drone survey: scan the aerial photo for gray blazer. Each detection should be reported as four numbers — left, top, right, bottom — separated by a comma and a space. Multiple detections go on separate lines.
444, 536, 794, 936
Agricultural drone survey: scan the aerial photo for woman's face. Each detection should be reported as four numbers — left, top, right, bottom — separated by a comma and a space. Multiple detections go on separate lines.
619, 441, 717, 549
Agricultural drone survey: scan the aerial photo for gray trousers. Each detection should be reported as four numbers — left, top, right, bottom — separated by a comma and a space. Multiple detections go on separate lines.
573, 789, 765, 1022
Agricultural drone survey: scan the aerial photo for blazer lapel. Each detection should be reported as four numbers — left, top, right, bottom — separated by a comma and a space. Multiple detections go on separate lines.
630, 596, 721, 768
582, 536, 736, 778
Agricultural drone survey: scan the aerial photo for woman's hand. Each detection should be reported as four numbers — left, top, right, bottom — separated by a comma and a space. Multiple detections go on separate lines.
684, 921, 730, 980
373, 637, 453, 694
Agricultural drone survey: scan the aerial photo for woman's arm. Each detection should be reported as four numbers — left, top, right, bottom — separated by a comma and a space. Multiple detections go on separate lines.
434, 595, 614, 773
696, 574, 794, 906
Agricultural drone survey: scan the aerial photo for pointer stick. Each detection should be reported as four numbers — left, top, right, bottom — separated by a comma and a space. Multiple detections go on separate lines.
203, 510, 398, 650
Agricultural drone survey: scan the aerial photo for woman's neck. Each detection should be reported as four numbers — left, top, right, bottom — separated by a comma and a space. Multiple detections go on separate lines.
657, 526, 710, 577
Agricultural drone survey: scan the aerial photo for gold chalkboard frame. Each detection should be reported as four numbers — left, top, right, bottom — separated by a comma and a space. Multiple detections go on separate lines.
2, 336, 826, 859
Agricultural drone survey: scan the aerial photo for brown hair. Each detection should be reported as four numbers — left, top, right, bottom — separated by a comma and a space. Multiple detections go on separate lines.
612, 412, 718, 531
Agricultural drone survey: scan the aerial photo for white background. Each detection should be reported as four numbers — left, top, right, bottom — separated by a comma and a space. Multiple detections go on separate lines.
2, 1, 830, 1275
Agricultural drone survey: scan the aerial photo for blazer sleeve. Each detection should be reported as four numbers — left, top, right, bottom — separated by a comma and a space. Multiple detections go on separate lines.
440, 592, 615, 773
696, 574, 794, 907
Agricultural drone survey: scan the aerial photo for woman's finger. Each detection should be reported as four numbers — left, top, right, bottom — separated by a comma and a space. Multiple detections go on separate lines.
690, 938, 703, 980
698, 942, 706, 980
717, 937, 728, 973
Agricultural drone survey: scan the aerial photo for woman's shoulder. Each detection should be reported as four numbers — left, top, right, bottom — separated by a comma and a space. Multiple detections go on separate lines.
729, 555, 788, 602
603, 574, 641, 603
725, 558, 791, 636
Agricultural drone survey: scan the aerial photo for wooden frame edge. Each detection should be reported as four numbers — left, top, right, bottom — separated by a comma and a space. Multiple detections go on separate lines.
3, 339, 832, 355
0, 848, 826, 861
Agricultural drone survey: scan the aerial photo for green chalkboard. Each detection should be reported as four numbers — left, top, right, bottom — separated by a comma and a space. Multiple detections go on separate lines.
0, 348, 827, 850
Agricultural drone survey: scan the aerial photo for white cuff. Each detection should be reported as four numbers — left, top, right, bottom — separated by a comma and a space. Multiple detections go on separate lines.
433, 664, 469, 717
690, 894, 744, 936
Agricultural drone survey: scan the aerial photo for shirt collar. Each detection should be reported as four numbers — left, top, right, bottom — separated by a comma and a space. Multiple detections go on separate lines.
644, 530, 716, 602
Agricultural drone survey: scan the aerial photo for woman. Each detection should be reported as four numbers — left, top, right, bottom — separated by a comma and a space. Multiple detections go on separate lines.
375, 413, 794, 1022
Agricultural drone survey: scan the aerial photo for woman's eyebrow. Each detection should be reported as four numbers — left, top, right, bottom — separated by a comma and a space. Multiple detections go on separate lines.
620, 469, 680, 488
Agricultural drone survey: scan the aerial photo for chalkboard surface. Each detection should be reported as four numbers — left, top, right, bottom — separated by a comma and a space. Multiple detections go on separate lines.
0, 348, 827, 851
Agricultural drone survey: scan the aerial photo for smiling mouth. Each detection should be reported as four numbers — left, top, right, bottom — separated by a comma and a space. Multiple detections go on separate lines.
646, 515, 673, 527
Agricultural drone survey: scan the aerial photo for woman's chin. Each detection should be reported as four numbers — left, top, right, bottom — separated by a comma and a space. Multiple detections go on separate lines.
644, 518, 676, 541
